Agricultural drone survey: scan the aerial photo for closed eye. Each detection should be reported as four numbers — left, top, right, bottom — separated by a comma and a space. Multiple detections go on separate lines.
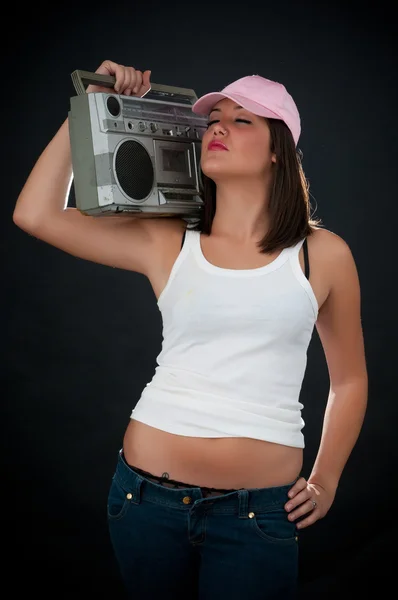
206, 118, 252, 128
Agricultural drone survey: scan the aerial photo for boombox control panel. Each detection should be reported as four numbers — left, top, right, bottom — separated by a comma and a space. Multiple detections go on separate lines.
131, 120, 200, 139
103, 94, 206, 141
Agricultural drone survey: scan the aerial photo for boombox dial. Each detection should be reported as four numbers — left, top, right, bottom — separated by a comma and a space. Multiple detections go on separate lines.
115, 140, 154, 200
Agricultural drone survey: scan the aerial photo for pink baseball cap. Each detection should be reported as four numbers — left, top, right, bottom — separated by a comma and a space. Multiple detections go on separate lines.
192, 75, 301, 145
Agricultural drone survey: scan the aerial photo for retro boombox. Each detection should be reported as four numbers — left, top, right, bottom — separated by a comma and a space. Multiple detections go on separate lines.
68, 69, 209, 220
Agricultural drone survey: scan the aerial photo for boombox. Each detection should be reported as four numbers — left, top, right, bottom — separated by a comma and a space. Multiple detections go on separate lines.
68, 70, 209, 220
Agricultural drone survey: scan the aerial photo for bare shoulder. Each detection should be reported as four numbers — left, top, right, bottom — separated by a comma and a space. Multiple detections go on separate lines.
308, 226, 359, 279
305, 226, 360, 311
308, 226, 354, 259
309, 226, 361, 308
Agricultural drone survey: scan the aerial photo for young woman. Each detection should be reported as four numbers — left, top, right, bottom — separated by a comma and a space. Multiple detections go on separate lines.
13, 60, 368, 599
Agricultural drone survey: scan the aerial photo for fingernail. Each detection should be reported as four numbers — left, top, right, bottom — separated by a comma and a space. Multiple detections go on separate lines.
133, 87, 138, 94
286, 504, 292, 511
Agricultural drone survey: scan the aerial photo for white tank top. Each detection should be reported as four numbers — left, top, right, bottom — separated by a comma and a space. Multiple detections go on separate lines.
131, 228, 319, 448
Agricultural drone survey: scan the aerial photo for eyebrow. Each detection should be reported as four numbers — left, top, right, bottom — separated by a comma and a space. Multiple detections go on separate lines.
209, 105, 246, 115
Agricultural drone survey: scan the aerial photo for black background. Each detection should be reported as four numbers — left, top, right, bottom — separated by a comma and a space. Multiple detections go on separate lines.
3, 1, 397, 597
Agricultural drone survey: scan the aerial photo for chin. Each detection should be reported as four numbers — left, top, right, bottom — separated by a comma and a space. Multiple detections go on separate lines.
202, 166, 249, 181
201, 160, 236, 180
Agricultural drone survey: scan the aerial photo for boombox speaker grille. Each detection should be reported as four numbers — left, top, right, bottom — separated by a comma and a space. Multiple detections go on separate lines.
115, 140, 154, 200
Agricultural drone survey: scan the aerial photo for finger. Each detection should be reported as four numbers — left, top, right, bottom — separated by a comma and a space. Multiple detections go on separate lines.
113, 64, 129, 94
296, 512, 319, 529
97, 60, 127, 93
132, 70, 143, 95
287, 477, 307, 498
139, 69, 152, 96
95, 59, 120, 76
287, 498, 317, 522
285, 488, 312, 513
123, 67, 138, 95
121, 68, 132, 95
285, 479, 308, 511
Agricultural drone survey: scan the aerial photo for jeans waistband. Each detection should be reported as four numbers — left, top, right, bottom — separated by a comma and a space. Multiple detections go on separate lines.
114, 450, 299, 513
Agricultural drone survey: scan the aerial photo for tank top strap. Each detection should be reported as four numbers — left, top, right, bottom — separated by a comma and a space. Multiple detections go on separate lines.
302, 238, 310, 280
287, 237, 309, 280
181, 227, 199, 250
180, 228, 186, 250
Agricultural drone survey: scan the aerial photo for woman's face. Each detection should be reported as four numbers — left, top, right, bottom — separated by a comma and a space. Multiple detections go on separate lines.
200, 97, 276, 182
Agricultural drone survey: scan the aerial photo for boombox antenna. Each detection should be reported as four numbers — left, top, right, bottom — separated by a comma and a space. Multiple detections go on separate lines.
71, 70, 199, 105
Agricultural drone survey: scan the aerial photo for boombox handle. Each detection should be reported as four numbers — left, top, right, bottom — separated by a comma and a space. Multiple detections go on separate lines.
71, 70, 199, 105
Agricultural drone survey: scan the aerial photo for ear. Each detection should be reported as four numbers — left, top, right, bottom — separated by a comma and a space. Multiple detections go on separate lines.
271, 153, 277, 163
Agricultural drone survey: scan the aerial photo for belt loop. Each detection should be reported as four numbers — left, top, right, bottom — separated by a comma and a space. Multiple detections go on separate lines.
130, 472, 143, 505
238, 489, 249, 518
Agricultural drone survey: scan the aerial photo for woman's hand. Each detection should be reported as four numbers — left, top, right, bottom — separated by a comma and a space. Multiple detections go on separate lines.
285, 477, 336, 529
86, 59, 151, 97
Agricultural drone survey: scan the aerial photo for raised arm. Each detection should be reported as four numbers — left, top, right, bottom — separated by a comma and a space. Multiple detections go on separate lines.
13, 60, 165, 276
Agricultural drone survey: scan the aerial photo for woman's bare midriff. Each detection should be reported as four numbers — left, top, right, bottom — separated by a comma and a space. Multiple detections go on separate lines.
123, 419, 303, 488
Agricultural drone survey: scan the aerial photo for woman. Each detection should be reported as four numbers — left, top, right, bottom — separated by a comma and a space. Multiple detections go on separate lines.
13, 60, 368, 599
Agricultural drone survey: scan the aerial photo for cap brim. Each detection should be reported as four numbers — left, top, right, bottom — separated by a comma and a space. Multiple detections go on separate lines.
192, 91, 281, 121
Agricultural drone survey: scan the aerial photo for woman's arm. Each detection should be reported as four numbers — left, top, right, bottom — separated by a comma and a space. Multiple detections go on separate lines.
308, 234, 368, 492
284, 231, 368, 529
13, 61, 159, 275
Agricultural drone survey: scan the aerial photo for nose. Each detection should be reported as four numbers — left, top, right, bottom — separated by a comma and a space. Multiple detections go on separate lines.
212, 122, 227, 136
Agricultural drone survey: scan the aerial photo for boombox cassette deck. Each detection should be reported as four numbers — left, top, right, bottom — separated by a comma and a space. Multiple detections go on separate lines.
68, 70, 208, 221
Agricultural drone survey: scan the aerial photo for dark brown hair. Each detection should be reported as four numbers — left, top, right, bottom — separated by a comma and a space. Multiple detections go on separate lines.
189, 118, 323, 253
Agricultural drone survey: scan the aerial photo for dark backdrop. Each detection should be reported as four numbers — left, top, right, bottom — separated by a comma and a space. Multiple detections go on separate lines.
3, 1, 397, 597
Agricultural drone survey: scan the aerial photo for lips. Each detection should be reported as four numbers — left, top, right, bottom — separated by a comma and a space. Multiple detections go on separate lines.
208, 140, 228, 151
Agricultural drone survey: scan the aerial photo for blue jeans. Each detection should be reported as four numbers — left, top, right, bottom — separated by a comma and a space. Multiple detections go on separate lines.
107, 450, 300, 599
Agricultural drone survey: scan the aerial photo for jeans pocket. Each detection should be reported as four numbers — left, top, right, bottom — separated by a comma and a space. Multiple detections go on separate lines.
107, 476, 134, 521
250, 505, 298, 544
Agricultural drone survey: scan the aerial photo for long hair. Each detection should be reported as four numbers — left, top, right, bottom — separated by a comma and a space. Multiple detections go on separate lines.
189, 118, 322, 253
